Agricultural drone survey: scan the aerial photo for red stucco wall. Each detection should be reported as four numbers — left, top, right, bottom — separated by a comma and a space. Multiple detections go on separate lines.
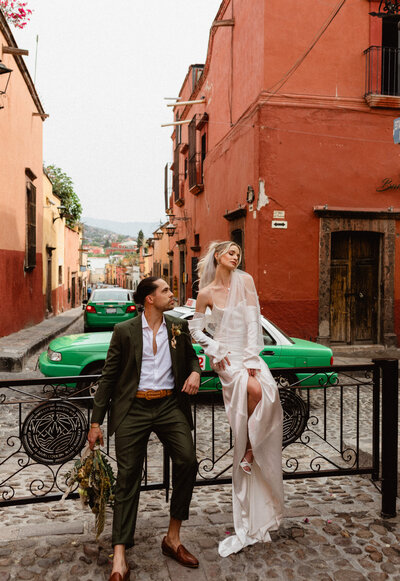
167, 0, 400, 343
0, 250, 43, 336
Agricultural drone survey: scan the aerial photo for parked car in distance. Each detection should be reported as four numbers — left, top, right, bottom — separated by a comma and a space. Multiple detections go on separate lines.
83, 288, 137, 332
39, 305, 335, 391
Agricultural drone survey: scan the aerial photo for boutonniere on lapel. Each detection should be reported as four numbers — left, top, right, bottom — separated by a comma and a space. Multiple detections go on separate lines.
170, 323, 183, 349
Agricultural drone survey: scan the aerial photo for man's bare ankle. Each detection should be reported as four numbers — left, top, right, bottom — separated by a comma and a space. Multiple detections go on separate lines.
165, 534, 180, 550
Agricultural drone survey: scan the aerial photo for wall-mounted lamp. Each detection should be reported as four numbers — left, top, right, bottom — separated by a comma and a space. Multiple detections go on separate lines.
0, 60, 12, 98
246, 185, 255, 204
154, 228, 164, 241
165, 212, 191, 237
52, 205, 67, 223
166, 223, 177, 237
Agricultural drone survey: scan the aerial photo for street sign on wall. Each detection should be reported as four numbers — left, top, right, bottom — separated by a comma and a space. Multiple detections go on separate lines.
271, 220, 288, 229
393, 118, 400, 144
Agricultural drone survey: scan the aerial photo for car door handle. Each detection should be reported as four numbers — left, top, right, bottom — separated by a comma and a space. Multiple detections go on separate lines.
198, 349, 204, 354
262, 350, 275, 356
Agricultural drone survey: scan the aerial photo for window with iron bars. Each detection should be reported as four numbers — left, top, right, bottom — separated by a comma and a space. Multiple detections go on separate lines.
25, 173, 37, 270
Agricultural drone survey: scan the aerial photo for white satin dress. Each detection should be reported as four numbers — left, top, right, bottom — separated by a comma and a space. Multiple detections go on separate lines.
190, 300, 284, 557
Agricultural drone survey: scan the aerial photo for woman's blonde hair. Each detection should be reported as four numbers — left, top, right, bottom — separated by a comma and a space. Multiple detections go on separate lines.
197, 241, 242, 289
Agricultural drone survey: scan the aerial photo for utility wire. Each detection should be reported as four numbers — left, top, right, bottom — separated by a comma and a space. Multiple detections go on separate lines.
265, 0, 348, 99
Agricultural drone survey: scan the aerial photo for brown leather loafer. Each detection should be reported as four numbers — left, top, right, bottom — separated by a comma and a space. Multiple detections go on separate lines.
109, 567, 130, 581
161, 536, 199, 568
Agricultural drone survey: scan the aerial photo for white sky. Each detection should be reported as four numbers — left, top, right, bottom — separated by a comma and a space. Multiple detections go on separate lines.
13, 0, 221, 222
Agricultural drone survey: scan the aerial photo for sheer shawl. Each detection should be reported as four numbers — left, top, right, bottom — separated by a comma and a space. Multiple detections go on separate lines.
189, 270, 264, 368
220, 270, 263, 367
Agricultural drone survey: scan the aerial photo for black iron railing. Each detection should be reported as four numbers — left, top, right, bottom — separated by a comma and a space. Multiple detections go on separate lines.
364, 45, 400, 97
0, 360, 398, 517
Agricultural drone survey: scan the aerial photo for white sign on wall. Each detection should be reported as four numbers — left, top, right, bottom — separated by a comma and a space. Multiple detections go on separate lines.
273, 210, 285, 219
271, 220, 288, 229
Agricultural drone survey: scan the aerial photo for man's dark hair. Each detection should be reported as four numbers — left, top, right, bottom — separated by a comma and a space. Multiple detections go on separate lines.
133, 277, 160, 311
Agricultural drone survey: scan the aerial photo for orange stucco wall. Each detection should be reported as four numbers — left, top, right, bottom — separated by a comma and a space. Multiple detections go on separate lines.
64, 226, 81, 309
0, 23, 45, 336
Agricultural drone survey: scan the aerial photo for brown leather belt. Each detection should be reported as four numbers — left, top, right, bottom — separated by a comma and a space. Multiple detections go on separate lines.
136, 389, 173, 400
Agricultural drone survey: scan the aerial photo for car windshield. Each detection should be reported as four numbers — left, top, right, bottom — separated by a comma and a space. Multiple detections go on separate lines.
91, 290, 132, 302
165, 308, 190, 318
262, 317, 294, 344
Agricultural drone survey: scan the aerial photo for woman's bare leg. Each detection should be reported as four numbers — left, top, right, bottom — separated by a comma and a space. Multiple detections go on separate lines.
242, 375, 262, 467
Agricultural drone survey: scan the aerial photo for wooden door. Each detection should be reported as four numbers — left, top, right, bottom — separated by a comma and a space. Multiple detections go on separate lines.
330, 232, 380, 344
191, 257, 199, 299
71, 276, 76, 308
46, 254, 52, 314
179, 250, 186, 305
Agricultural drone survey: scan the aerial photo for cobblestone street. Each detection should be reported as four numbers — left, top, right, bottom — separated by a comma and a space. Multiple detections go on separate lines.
0, 314, 399, 579
0, 475, 399, 580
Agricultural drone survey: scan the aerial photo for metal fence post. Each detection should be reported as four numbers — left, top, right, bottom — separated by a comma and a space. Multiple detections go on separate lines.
372, 362, 380, 481
378, 358, 398, 518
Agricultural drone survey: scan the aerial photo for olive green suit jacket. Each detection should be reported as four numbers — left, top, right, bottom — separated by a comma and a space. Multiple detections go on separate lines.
91, 313, 201, 435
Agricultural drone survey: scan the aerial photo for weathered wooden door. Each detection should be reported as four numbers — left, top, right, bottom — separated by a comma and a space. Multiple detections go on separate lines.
46, 253, 52, 314
330, 232, 380, 344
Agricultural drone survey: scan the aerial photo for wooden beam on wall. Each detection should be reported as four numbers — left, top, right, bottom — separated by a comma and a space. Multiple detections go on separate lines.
212, 19, 235, 27
3, 46, 29, 56
32, 112, 49, 119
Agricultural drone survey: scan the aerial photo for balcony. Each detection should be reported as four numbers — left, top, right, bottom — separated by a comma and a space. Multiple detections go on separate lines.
172, 145, 184, 207
364, 46, 400, 108
188, 152, 204, 194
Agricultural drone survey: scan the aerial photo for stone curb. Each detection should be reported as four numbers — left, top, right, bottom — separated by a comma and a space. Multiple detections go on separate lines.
0, 307, 83, 372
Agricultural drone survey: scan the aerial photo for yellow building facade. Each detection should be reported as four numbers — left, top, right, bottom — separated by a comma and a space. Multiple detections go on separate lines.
42, 172, 65, 315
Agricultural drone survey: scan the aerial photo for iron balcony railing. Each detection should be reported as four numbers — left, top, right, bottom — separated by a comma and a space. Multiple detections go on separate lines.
364, 45, 400, 97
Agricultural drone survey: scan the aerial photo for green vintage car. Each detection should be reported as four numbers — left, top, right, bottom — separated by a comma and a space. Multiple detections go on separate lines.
39, 306, 335, 391
83, 288, 137, 332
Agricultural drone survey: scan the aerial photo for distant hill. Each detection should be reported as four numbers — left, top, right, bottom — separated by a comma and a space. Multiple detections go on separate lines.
83, 224, 124, 247
83, 217, 159, 238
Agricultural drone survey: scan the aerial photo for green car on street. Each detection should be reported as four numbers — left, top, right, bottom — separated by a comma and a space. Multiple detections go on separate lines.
39, 306, 335, 391
83, 288, 137, 332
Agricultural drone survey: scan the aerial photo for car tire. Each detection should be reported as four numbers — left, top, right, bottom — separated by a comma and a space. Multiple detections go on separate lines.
78, 362, 104, 408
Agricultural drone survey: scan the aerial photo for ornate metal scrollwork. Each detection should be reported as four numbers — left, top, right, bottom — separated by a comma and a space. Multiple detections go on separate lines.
21, 401, 87, 465
279, 388, 309, 447
370, 0, 400, 17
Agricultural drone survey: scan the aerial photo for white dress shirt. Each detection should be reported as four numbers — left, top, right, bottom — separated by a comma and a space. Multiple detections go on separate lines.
137, 314, 175, 391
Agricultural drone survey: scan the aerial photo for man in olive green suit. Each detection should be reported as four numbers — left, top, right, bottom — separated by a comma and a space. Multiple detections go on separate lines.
88, 277, 201, 581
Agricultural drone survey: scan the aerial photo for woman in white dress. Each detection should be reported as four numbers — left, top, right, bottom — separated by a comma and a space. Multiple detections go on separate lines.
189, 241, 284, 557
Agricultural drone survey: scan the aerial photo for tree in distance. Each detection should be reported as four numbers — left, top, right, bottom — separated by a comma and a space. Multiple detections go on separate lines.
137, 230, 144, 249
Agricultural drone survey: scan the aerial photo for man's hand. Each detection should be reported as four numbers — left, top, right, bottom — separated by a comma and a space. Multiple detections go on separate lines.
87, 426, 104, 450
182, 371, 200, 395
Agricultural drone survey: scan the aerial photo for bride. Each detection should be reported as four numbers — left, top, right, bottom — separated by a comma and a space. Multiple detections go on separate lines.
189, 241, 284, 557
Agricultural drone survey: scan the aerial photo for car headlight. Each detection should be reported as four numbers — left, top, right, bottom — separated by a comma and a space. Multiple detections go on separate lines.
47, 348, 62, 362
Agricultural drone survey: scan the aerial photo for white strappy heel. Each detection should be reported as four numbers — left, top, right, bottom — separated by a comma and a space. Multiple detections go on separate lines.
240, 448, 253, 475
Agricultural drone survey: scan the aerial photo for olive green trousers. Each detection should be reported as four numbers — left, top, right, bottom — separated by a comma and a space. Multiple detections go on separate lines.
112, 395, 197, 548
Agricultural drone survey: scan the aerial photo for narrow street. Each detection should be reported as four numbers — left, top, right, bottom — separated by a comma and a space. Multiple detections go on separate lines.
1, 0, 400, 579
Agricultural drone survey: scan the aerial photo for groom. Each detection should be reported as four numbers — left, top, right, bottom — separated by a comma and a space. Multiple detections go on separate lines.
88, 277, 201, 581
